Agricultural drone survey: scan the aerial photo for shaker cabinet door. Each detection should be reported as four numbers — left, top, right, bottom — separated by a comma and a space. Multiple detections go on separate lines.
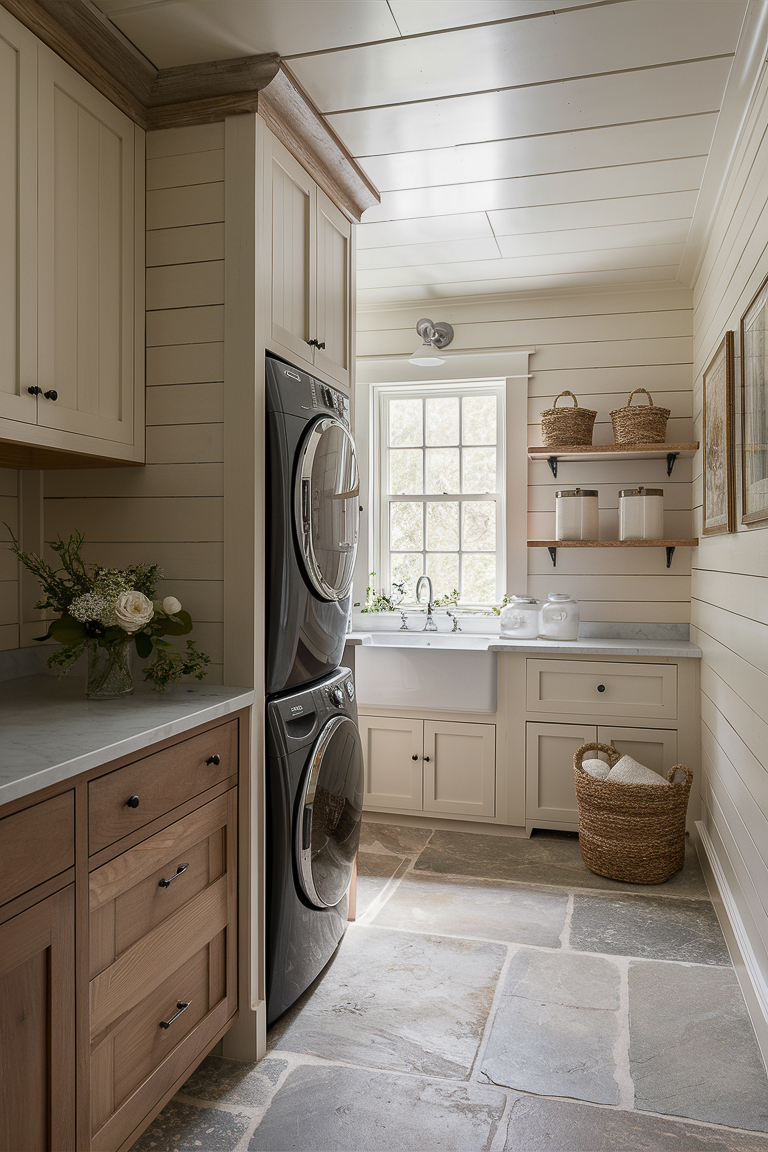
360, 715, 423, 811
269, 139, 316, 372
423, 720, 495, 817
526, 720, 598, 829
313, 188, 351, 390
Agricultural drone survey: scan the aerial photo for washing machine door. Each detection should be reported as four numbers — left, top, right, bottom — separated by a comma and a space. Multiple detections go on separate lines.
296, 715, 364, 909
294, 417, 359, 601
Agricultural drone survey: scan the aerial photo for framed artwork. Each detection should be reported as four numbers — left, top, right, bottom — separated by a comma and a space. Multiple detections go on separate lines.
741, 273, 768, 526
702, 331, 735, 536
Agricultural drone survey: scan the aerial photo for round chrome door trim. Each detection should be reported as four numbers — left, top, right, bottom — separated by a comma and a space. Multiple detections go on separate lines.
294, 416, 359, 601
295, 715, 362, 910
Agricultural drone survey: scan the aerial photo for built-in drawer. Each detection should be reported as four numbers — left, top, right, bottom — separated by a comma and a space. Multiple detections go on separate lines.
0, 791, 74, 906
88, 720, 237, 854
89, 790, 236, 979
526, 659, 677, 720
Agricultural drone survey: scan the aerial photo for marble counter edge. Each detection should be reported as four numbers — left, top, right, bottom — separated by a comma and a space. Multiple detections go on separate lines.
348, 632, 701, 658
0, 683, 255, 808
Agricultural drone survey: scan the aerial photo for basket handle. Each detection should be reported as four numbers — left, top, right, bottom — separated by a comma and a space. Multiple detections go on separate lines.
625, 388, 655, 408
667, 764, 693, 787
574, 741, 620, 772
552, 390, 579, 409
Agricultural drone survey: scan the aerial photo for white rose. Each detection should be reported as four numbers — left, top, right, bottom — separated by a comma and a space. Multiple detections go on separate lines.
162, 596, 182, 615
114, 590, 154, 633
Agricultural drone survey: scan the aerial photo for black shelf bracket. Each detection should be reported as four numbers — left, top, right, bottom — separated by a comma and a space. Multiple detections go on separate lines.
547, 546, 557, 567
666, 546, 675, 568
547, 455, 558, 478
666, 452, 679, 477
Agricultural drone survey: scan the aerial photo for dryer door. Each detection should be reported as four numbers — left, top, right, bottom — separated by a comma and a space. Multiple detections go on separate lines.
294, 417, 359, 601
296, 715, 364, 909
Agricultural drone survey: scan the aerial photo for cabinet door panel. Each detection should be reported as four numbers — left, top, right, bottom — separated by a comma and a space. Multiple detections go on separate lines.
0, 8, 37, 424
314, 188, 350, 388
598, 726, 678, 780
526, 721, 598, 828
0, 886, 75, 1152
360, 715, 423, 811
37, 47, 135, 444
270, 141, 315, 370
423, 720, 495, 817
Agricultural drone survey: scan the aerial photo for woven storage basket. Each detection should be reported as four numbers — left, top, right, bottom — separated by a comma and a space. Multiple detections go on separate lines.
573, 743, 693, 884
540, 391, 597, 447
610, 388, 670, 445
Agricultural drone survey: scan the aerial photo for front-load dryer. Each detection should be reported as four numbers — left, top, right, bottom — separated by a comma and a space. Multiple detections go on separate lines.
266, 354, 359, 696
265, 667, 363, 1025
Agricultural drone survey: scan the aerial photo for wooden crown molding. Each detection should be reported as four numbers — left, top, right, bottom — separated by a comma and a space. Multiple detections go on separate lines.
1, 0, 379, 221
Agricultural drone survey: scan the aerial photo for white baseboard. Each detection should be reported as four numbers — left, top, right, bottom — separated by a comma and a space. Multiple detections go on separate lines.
694, 821, 768, 1072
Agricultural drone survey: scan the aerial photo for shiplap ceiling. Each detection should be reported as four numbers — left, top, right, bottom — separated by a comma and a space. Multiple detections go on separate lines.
94, 0, 763, 307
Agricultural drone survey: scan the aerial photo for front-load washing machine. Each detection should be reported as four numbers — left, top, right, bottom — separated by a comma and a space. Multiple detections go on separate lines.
265, 666, 364, 1025
266, 354, 359, 696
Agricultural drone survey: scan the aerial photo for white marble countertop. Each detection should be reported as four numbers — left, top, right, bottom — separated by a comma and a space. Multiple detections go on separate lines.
0, 676, 254, 807
348, 631, 701, 658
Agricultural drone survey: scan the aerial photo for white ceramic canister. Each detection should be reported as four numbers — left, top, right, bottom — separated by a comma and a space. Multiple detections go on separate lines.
499, 596, 541, 639
554, 488, 598, 541
539, 592, 580, 641
618, 487, 664, 540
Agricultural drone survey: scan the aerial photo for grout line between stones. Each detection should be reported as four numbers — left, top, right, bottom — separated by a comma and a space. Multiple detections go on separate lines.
469, 943, 519, 1085
612, 955, 635, 1110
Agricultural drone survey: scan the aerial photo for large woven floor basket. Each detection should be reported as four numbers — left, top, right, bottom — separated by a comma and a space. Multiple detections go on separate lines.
573, 743, 693, 884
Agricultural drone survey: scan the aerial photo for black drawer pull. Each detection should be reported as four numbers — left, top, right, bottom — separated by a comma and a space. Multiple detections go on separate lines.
423, 755, 430, 762
43, 389, 58, 401
126, 795, 140, 808
159, 1000, 191, 1029
158, 863, 188, 889
412, 754, 418, 761
206, 754, 221, 766
597, 684, 606, 693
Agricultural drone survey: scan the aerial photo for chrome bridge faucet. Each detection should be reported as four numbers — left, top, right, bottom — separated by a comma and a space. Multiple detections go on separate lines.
415, 575, 438, 631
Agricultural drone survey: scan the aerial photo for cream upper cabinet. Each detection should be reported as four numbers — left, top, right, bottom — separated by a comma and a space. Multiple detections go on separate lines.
0, 8, 143, 463
267, 135, 352, 390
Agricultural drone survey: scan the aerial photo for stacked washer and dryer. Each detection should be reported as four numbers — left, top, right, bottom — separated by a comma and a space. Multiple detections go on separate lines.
264, 353, 364, 1025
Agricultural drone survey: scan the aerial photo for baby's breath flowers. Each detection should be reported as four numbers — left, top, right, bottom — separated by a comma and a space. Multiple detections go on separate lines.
6, 528, 210, 691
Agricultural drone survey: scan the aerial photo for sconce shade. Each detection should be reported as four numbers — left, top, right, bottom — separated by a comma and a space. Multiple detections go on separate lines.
407, 318, 454, 366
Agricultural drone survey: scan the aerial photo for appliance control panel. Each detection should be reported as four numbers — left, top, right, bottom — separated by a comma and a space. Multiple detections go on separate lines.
309, 379, 350, 428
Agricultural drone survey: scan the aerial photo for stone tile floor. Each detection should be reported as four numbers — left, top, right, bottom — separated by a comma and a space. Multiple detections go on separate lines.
132, 823, 768, 1151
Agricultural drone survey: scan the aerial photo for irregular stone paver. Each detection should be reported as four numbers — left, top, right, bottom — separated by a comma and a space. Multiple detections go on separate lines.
504, 1095, 768, 1151
359, 821, 434, 857
372, 873, 568, 947
179, 1054, 288, 1107
414, 830, 709, 898
629, 961, 768, 1131
250, 1062, 507, 1151
571, 894, 731, 964
355, 852, 407, 917
131, 1101, 252, 1150
481, 949, 621, 1105
269, 925, 505, 1079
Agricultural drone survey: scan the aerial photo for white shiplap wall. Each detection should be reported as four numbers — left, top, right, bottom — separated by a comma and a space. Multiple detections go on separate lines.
357, 285, 693, 622
691, 62, 768, 1046
43, 122, 226, 682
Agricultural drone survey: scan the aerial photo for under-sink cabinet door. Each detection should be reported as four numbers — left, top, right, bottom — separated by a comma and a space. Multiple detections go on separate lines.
423, 720, 495, 817
360, 715, 423, 811
526, 721, 598, 830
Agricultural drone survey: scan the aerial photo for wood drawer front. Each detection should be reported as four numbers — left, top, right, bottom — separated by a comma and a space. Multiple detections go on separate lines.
88, 720, 237, 854
526, 660, 677, 720
0, 791, 74, 906
90, 930, 231, 1147
89, 790, 234, 980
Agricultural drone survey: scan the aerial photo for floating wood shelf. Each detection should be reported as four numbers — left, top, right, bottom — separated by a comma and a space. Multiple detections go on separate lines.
528, 539, 699, 569
527, 443, 699, 477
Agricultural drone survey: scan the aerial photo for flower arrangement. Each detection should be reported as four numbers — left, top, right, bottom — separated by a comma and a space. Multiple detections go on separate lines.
7, 529, 210, 694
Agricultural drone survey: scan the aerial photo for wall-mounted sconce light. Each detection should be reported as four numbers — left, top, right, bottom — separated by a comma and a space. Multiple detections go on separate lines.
408, 318, 455, 366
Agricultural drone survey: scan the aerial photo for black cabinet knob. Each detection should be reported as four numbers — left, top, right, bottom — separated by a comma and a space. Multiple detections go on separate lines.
206, 754, 221, 766
126, 794, 140, 808
597, 684, 606, 693
43, 389, 58, 401
27, 386, 42, 395
412, 754, 418, 761
423, 756, 430, 762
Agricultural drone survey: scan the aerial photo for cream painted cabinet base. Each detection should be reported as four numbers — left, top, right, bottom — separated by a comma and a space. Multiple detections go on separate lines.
360, 715, 495, 819
526, 721, 678, 831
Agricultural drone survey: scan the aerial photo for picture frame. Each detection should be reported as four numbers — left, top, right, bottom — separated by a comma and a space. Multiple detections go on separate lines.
702, 331, 735, 536
740, 272, 768, 526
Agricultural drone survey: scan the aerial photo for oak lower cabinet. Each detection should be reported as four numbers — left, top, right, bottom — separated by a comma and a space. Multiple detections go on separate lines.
360, 715, 496, 818
526, 721, 678, 831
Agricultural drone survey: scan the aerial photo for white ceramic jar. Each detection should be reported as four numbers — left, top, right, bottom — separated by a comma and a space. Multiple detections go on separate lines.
499, 596, 541, 639
554, 488, 598, 540
539, 592, 580, 641
618, 487, 664, 540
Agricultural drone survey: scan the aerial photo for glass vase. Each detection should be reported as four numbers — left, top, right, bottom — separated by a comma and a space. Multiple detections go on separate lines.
86, 639, 134, 699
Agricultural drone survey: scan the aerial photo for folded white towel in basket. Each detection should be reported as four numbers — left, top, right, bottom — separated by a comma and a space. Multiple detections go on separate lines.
607, 754, 668, 786
581, 758, 611, 780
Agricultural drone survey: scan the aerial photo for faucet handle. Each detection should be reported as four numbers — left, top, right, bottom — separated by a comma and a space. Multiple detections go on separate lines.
446, 611, 462, 632
399, 611, 410, 631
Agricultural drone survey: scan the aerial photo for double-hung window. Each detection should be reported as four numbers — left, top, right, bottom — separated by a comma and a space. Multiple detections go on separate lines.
375, 381, 505, 605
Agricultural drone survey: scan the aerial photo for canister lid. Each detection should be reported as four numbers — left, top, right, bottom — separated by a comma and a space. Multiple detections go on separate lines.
554, 488, 598, 497
509, 595, 538, 603
619, 487, 664, 497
